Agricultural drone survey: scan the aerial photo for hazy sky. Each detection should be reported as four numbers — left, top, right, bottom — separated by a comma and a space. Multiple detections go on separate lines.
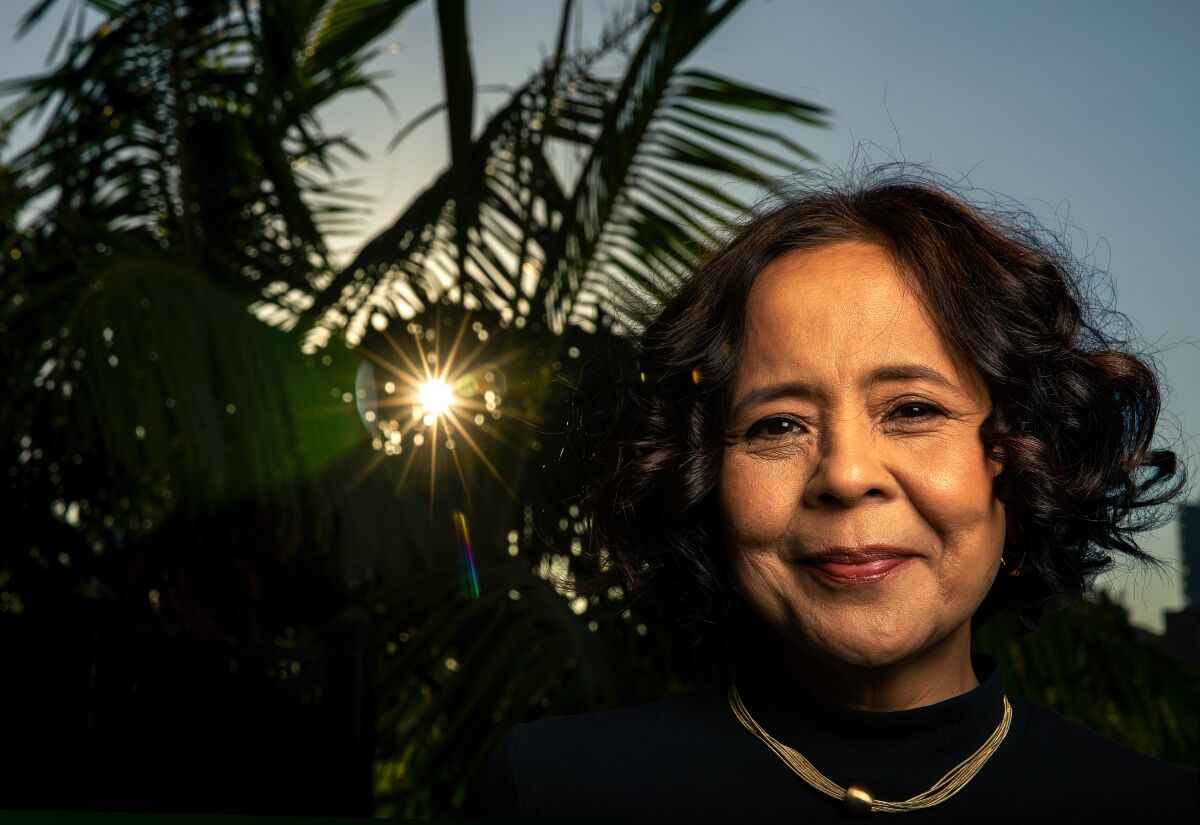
3, 0, 1197, 631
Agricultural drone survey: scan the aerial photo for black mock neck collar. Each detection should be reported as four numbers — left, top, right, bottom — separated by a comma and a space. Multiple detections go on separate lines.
730, 652, 1009, 801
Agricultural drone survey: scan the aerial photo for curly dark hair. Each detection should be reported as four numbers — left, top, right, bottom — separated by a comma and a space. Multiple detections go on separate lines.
577, 167, 1185, 672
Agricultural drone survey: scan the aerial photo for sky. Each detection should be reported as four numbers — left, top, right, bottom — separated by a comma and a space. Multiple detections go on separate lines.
2, 0, 1197, 632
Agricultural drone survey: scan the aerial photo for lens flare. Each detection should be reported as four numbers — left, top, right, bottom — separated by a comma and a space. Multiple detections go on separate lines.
350, 310, 523, 539
452, 510, 481, 599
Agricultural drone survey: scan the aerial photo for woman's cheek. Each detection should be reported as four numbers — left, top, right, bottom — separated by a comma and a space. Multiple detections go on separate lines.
905, 440, 992, 527
903, 444, 1005, 598
720, 453, 805, 546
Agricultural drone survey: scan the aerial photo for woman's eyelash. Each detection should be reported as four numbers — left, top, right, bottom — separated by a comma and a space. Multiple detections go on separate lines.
887, 401, 947, 421
744, 416, 803, 439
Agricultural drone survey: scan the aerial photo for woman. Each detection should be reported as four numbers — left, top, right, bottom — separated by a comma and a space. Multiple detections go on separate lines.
468, 170, 1198, 823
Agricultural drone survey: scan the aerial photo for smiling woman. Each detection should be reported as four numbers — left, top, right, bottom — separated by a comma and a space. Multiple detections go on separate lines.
465, 169, 1197, 823
720, 240, 1007, 712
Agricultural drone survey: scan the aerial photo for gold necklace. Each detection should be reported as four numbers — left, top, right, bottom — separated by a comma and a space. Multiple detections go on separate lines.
728, 684, 1012, 815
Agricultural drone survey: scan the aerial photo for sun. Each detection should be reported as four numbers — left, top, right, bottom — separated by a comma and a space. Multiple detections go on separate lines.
346, 310, 540, 598
418, 379, 455, 420
350, 311, 521, 510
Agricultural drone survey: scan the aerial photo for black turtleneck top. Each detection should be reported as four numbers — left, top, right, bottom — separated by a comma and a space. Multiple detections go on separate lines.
465, 654, 1197, 823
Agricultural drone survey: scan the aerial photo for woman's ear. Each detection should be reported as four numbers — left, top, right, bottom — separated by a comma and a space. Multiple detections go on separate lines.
988, 442, 1006, 479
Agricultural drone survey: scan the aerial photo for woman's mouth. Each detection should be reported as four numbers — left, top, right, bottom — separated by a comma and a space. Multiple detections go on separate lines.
800, 546, 920, 584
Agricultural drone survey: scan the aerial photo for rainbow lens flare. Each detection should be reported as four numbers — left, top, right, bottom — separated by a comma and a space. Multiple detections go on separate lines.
452, 510, 481, 599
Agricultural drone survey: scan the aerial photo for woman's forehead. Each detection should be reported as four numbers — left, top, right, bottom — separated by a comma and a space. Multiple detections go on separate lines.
745, 241, 931, 354
738, 241, 987, 400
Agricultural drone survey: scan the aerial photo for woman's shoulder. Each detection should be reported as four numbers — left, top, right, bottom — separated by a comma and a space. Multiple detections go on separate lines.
1008, 696, 1197, 809
467, 685, 735, 821
506, 683, 729, 763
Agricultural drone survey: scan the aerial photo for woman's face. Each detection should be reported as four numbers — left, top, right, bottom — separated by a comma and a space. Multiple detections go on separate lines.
719, 240, 1005, 673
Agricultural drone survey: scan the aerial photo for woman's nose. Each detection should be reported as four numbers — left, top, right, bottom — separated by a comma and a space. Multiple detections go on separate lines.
802, 415, 895, 508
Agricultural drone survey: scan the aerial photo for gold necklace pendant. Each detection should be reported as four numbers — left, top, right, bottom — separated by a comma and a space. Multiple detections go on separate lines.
728, 684, 1013, 814
843, 785, 874, 816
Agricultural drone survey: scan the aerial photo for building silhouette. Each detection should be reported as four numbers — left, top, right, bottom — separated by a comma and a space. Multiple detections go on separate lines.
1158, 503, 1200, 666
1181, 503, 1200, 608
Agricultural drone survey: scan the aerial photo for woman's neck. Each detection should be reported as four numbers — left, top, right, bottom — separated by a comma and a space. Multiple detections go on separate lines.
766, 626, 979, 712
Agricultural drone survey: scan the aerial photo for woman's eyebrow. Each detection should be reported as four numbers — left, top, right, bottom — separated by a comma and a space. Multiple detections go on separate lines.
730, 381, 822, 418
730, 363, 961, 418
868, 363, 960, 391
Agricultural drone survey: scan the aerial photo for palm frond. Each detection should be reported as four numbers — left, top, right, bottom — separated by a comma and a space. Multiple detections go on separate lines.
291, 0, 829, 350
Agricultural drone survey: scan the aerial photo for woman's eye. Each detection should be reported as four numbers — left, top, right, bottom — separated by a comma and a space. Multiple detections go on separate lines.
887, 401, 946, 421
746, 417, 801, 439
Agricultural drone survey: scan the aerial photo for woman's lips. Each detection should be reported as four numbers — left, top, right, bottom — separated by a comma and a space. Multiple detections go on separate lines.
800, 547, 920, 583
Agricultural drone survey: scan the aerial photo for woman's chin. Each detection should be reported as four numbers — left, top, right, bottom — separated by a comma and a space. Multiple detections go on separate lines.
816, 640, 918, 671
792, 622, 932, 672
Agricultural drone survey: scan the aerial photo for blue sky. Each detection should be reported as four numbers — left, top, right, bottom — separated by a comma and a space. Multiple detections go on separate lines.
3, 0, 1197, 631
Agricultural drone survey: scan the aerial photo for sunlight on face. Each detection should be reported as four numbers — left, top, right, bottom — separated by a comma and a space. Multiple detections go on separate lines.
719, 241, 1006, 672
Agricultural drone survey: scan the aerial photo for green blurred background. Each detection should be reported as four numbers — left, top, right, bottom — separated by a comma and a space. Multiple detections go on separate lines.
1, 1, 1196, 819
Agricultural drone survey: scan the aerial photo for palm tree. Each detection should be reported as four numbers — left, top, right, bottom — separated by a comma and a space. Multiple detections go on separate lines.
0, 0, 426, 814
0, 0, 427, 533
